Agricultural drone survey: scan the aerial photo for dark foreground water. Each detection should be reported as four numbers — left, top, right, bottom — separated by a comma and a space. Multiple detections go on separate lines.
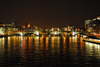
0, 34, 100, 67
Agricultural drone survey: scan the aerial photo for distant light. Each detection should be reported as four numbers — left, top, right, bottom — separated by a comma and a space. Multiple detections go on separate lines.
52, 28, 53, 31
36, 36, 39, 39
72, 32, 75, 35
36, 31, 39, 35
22, 26, 25, 28
75, 35, 77, 37
12, 23, 14, 25
20, 33, 23, 36
28, 24, 30, 27
55, 32, 57, 35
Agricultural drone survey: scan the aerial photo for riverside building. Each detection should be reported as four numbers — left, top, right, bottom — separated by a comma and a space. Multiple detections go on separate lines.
85, 16, 100, 36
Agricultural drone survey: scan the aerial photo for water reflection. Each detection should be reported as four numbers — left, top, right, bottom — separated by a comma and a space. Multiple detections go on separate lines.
51, 36, 60, 55
0, 35, 100, 66
85, 42, 100, 59
45, 37, 49, 50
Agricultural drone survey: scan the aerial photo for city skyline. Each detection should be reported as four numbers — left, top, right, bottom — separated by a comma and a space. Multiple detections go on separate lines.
0, 0, 100, 66
0, 0, 100, 28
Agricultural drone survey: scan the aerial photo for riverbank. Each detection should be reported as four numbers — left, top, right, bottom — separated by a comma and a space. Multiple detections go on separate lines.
0, 34, 20, 37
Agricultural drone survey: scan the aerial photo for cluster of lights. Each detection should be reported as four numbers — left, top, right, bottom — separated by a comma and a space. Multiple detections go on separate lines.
34, 31, 39, 35
54, 32, 57, 35
36, 31, 39, 35
20, 33, 23, 36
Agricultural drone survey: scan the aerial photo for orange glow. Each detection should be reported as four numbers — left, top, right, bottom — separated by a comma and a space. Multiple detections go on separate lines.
91, 33, 93, 35
69, 37, 72, 43
40, 37, 43, 50
63, 37, 66, 45
22, 26, 25, 28
64, 29, 67, 31
78, 29, 80, 31
46, 37, 49, 50
43, 35, 45, 37
28, 24, 30, 27
77, 34, 80, 37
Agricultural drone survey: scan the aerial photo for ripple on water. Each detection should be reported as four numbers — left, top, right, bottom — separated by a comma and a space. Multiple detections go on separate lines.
0, 36, 100, 67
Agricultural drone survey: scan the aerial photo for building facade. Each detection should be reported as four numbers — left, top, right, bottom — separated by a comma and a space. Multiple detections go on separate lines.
0, 23, 19, 35
85, 16, 100, 36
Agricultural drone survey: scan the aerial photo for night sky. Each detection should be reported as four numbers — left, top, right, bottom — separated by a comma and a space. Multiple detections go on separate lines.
0, 0, 100, 29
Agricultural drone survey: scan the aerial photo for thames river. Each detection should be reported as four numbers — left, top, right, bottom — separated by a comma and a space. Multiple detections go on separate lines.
0, 34, 100, 67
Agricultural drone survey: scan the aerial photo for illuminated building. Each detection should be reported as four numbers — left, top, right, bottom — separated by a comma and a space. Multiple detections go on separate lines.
22, 26, 25, 28
28, 23, 30, 27
0, 26, 5, 35
0, 23, 19, 35
68, 25, 74, 31
24, 23, 27, 31
50, 28, 61, 31
85, 19, 92, 32
49, 28, 61, 35
62, 27, 67, 31
93, 16, 100, 34
85, 15, 100, 36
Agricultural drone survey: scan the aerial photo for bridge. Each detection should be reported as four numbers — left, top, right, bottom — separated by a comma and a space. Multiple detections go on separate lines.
63, 31, 90, 36
47, 30, 90, 36
8, 31, 40, 36
8, 30, 90, 36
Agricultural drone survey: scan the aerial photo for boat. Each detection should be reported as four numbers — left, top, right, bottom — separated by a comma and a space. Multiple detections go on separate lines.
83, 36, 100, 44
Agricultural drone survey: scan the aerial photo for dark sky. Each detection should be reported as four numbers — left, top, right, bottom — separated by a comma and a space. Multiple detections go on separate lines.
0, 0, 100, 29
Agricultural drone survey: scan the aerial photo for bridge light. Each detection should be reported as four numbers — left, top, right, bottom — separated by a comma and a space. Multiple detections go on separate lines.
58, 28, 59, 31
78, 29, 80, 31
51, 28, 53, 31
36, 31, 39, 35
54, 32, 57, 35
20, 33, 23, 36
36, 36, 39, 39
72, 32, 75, 35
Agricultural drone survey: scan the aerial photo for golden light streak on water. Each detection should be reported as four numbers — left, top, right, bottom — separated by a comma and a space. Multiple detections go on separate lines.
45, 37, 49, 50
8, 36, 11, 45
57, 36, 60, 54
69, 36, 72, 44
1, 35, 100, 66
40, 37, 43, 51
63, 36, 67, 54
63, 36, 66, 45
74, 36, 77, 43
51, 37, 54, 49
85, 42, 97, 57
40, 36, 43, 44
29, 36, 33, 49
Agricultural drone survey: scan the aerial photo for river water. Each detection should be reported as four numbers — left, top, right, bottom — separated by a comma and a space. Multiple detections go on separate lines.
0, 34, 100, 67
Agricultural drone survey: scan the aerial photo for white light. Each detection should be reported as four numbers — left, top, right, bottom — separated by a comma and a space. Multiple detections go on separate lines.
36, 31, 39, 35
58, 28, 59, 31
97, 18, 100, 20
37, 36, 39, 39
72, 32, 75, 35
55, 32, 57, 35
75, 35, 77, 37
20, 33, 23, 36
52, 29, 53, 31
